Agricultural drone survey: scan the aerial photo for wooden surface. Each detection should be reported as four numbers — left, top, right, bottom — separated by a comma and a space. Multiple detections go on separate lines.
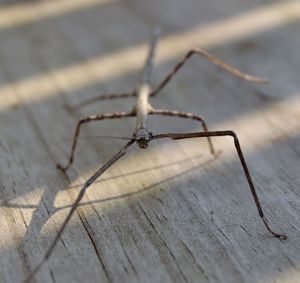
0, 0, 300, 282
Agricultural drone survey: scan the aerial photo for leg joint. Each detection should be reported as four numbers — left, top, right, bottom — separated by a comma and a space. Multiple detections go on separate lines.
227, 130, 238, 141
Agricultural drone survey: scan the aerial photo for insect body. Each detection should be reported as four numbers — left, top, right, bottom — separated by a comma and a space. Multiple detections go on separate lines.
23, 29, 287, 283
133, 84, 154, 148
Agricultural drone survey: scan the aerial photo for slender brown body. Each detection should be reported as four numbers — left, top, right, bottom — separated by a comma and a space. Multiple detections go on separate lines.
133, 84, 153, 148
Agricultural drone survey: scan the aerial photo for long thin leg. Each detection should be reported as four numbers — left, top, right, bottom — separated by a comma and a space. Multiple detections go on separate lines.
69, 91, 136, 110
23, 139, 136, 283
152, 131, 287, 240
150, 48, 268, 97
58, 111, 135, 172
149, 109, 215, 154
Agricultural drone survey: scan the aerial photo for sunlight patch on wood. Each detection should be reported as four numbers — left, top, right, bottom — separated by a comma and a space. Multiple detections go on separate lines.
0, 1, 299, 110
52, 93, 300, 208
0, 0, 116, 29
0, 93, 299, 256
0, 188, 43, 248
258, 267, 300, 283
158, 0, 300, 58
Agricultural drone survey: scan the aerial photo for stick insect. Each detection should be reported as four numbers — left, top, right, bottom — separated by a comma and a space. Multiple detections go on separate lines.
23, 29, 287, 283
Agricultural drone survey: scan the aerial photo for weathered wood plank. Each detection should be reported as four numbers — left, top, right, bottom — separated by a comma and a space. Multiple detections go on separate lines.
0, 0, 299, 283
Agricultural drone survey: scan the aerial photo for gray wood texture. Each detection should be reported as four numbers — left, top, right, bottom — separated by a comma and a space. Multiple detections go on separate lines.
0, 0, 299, 282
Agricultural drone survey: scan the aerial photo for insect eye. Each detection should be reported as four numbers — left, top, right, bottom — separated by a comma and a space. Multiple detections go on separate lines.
137, 139, 149, 148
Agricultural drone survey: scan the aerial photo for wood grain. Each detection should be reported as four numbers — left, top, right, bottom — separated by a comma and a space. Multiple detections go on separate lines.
0, 0, 299, 282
